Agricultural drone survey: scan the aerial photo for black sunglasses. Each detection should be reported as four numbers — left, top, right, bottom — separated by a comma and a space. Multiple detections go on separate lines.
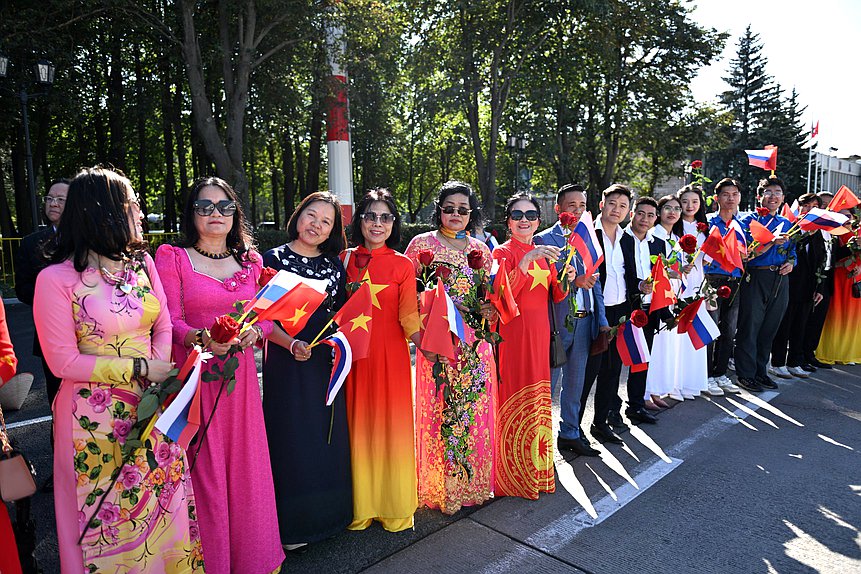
193, 199, 237, 217
439, 205, 472, 216
510, 209, 539, 221
361, 211, 396, 224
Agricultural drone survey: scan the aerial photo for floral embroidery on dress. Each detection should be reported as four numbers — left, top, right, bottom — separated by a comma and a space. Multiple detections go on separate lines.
223, 260, 254, 292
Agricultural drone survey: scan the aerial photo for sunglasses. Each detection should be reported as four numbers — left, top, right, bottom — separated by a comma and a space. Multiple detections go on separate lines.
510, 209, 539, 221
361, 211, 396, 224
439, 205, 472, 216
194, 199, 237, 217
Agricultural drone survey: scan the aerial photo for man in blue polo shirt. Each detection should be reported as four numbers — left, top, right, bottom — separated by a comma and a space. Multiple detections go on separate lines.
735, 176, 797, 392
703, 178, 744, 395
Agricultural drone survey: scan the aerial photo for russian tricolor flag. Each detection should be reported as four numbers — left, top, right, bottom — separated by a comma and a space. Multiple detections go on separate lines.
567, 211, 604, 276
798, 207, 850, 232
154, 348, 208, 450
677, 300, 720, 350
616, 321, 650, 372
745, 147, 777, 170
443, 290, 467, 341
320, 331, 352, 405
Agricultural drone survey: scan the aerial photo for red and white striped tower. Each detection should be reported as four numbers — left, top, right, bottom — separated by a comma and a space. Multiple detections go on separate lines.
325, 10, 354, 223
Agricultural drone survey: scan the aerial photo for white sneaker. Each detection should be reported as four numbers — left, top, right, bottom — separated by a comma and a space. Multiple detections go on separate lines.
717, 376, 742, 394
728, 358, 735, 372
770, 365, 793, 379
704, 379, 725, 396
788, 366, 810, 378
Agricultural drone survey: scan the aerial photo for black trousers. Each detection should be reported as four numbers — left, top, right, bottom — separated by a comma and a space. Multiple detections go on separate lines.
706, 275, 740, 377
771, 294, 815, 368
804, 269, 834, 361
735, 269, 789, 380
581, 302, 628, 426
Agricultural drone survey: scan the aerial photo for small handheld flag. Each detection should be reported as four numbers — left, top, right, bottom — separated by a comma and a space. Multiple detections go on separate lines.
332, 282, 374, 360
488, 258, 520, 324
748, 220, 776, 245
797, 207, 850, 232
567, 211, 604, 276
745, 147, 778, 171
616, 321, 650, 372
320, 331, 352, 405
827, 185, 860, 213
649, 256, 676, 313
702, 227, 736, 273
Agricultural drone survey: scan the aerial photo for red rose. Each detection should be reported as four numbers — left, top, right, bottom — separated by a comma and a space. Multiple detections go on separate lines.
679, 234, 698, 255
353, 251, 372, 269
558, 212, 577, 227
258, 266, 277, 288
690, 159, 703, 169
696, 222, 709, 234
418, 249, 434, 267
630, 309, 649, 328
756, 207, 770, 217
467, 249, 484, 270
209, 314, 241, 344
717, 285, 732, 299
434, 265, 452, 281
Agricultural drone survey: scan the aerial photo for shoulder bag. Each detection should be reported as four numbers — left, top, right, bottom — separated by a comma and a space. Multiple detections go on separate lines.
549, 299, 567, 368
0, 403, 37, 502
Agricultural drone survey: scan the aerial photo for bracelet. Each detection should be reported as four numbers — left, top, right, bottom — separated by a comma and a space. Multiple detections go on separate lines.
254, 325, 264, 340
193, 329, 205, 347
290, 339, 299, 355
141, 358, 149, 378
132, 357, 141, 379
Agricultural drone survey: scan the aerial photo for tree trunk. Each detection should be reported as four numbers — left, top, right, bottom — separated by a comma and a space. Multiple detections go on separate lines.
267, 140, 280, 229
249, 144, 258, 226
107, 23, 126, 171
160, 48, 177, 233
174, 75, 190, 204
11, 129, 34, 235
135, 42, 148, 217
282, 129, 296, 223
0, 160, 18, 237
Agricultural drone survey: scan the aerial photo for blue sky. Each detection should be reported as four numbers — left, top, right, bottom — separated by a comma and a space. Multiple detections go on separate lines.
689, 0, 861, 156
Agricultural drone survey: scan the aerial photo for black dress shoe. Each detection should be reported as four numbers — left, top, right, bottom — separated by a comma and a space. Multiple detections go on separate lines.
799, 363, 817, 373
756, 375, 779, 390
591, 423, 623, 445
607, 411, 629, 431
626, 408, 658, 425
736, 377, 763, 393
809, 358, 832, 369
558, 437, 600, 456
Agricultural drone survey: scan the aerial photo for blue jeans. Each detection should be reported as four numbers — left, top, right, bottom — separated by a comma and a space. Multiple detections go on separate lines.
552, 313, 596, 440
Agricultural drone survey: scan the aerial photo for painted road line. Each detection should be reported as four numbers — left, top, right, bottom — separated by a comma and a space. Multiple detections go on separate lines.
6, 414, 53, 430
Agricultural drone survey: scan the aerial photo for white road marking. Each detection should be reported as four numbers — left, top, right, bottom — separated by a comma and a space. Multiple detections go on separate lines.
6, 414, 53, 430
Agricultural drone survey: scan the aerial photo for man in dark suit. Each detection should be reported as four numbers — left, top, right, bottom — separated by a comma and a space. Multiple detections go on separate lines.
619, 196, 668, 425
581, 184, 632, 444
536, 184, 609, 457
770, 193, 827, 378
803, 191, 836, 369
15, 179, 69, 408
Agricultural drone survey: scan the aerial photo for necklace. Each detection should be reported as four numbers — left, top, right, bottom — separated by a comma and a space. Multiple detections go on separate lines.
437, 230, 468, 252
99, 257, 134, 294
193, 244, 232, 259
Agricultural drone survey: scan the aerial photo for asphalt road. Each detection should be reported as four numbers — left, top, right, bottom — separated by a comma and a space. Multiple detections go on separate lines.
3, 298, 860, 573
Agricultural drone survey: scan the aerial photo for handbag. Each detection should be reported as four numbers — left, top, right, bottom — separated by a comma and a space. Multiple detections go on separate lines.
589, 331, 609, 356
0, 403, 37, 502
549, 300, 567, 368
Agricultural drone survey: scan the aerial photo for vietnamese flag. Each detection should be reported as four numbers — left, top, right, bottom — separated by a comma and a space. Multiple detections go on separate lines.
675, 298, 702, 335
421, 281, 456, 360
780, 203, 798, 223
722, 229, 745, 270
649, 256, 676, 314
332, 282, 374, 360
702, 227, 736, 273
828, 185, 860, 212
488, 258, 520, 324
749, 220, 776, 245
256, 282, 327, 336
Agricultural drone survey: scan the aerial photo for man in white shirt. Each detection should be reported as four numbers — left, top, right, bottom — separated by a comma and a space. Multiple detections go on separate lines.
581, 184, 632, 444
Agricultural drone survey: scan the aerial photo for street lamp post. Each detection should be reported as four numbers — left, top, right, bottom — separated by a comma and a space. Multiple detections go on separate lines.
0, 55, 56, 232
827, 147, 838, 194
506, 135, 527, 192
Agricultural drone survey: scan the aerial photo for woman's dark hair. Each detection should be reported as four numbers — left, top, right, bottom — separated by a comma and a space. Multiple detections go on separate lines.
286, 191, 346, 258
676, 185, 709, 226
431, 180, 482, 234
49, 167, 145, 271
349, 188, 401, 248
656, 195, 684, 238
179, 176, 255, 264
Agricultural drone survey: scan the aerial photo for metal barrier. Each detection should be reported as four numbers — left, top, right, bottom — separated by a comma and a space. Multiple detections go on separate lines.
0, 232, 179, 290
